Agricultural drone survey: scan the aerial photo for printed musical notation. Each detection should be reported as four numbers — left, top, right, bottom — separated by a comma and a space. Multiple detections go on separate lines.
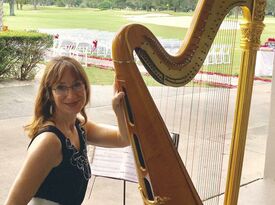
90, 146, 138, 183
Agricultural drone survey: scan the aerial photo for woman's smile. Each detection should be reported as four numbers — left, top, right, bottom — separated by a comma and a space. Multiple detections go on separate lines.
64, 100, 81, 107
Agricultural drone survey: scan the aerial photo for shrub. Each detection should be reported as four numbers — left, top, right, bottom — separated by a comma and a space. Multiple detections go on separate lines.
98, 1, 112, 10
0, 30, 52, 80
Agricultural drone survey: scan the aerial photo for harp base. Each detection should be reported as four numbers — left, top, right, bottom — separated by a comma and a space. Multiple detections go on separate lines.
138, 185, 171, 205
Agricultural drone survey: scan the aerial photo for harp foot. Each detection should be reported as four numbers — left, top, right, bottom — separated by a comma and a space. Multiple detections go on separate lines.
138, 185, 170, 205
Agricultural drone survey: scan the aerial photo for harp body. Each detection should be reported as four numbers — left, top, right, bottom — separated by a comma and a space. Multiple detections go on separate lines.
112, 0, 266, 204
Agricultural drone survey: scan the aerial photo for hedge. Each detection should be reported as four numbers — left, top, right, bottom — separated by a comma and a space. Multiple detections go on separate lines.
0, 30, 53, 80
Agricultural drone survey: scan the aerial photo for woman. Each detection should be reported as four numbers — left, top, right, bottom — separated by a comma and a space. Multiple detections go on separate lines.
4, 56, 129, 205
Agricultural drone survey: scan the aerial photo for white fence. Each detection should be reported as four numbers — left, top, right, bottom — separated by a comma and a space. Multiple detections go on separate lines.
51, 39, 231, 68
43, 29, 232, 68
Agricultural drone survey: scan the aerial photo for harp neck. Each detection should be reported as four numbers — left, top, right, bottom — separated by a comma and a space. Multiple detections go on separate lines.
112, 0, 265, 87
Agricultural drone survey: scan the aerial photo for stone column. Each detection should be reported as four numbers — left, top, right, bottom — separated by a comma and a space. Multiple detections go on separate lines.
264, 51, 275, 180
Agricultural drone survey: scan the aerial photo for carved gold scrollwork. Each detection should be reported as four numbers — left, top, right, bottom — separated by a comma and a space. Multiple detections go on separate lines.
240, 21, 265, 50
253, 0, 266, 21
138, 185, 171, 205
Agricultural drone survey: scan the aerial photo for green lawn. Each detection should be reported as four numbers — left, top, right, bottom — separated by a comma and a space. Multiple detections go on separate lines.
2, 4, 275, 84
85, 66, 161, 86
3, 5, 274, 41
2, 5, 187, 39
85, 66, 115, 85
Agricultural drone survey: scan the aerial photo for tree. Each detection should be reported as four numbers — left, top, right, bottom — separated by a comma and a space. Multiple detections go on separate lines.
113, 0, 126, 9
140, 0, 152, 11
266, 0, 275, 16
33, 0, 38, 9
7, 0, 15, 16
0, 0, 3, 30
17, 0, 23, 10
126, 0, 139, 10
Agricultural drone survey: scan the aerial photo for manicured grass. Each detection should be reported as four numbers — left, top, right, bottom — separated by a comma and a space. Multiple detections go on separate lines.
2, 4, 187, 39
84, 67, 115, 85
85, 66, 160, 86
2, 4, 275, 84
3, 4, 274, 45
3, 7, 127, 32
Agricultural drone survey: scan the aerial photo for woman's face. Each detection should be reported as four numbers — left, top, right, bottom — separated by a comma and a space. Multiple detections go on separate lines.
51, 67, 86, 118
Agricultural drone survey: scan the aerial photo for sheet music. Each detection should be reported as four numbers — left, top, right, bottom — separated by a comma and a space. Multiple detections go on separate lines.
90, 146, 138, 183
90, 133, 179, 183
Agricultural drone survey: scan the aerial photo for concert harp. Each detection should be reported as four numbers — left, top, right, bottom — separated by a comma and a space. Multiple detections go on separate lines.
112, 0, 266, 204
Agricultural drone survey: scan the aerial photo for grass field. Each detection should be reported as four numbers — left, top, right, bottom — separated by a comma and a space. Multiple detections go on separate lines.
2, 5, 187, 39
85, 66, 160, 85
2, 4, 275, 84
3, 5, 274, 40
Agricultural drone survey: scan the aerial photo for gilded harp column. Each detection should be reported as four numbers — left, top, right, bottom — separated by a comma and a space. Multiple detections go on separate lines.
224, 1, 266, 205
112, 0, 266, 204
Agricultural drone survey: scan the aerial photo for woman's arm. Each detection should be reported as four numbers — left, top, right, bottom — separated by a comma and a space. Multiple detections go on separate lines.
112, 90, 130, 146
85, 90, 130, 148
4, 133, 62, 205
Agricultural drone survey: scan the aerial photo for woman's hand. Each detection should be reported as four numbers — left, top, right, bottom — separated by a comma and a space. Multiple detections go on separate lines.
84, 80, 129, 148
112, 80, 130, 147
112, 91, 125, 113
112, 80, 125, 113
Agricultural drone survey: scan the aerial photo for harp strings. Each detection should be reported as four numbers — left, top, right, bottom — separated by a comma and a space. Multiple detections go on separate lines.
197, 9, 239, 205
140, 7, 239, 205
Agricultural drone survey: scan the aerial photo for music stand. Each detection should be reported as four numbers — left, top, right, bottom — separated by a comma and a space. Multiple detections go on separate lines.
88, 132, 180, 205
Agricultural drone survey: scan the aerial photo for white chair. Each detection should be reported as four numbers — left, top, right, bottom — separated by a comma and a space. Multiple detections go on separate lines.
94, 40, 111, 58
53, 39, 76, 57
205, 45, 217, 65
220, 45, 231, 64
70, 42, 92, 66
204, 44, 231, 65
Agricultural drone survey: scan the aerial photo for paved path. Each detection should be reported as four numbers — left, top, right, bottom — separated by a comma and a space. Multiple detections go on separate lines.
0, 77, 272, 204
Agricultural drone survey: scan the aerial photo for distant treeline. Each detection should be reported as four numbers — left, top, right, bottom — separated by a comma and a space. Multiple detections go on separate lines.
4, 0, 275, 16
8, 0, 199, 12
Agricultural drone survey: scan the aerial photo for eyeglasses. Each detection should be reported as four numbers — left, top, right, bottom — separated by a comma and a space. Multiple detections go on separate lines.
52, 81, 85, 96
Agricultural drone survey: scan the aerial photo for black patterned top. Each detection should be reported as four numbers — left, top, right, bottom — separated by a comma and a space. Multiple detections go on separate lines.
28, 121, 91, 205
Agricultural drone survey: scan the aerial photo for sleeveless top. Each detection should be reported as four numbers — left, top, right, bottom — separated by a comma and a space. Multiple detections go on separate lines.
28, 121, 91, 205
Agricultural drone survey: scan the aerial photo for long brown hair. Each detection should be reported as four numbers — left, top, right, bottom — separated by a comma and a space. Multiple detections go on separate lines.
24, 56, 91, 138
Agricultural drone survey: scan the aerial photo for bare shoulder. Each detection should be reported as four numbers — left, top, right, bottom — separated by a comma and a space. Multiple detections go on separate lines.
29, 132, 61, 151
28, 132, 62, 166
